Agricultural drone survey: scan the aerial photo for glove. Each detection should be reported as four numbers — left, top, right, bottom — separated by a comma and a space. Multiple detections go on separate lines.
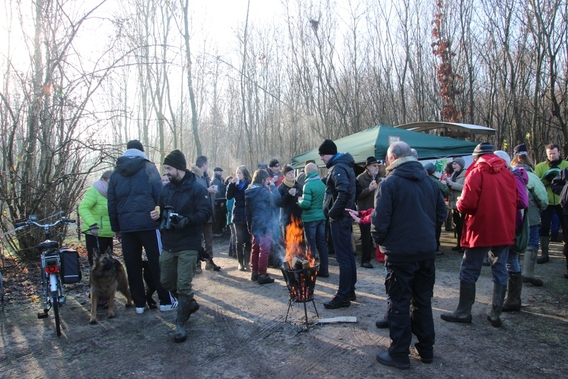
89, 224, 99, 237
170, 215, 189, 229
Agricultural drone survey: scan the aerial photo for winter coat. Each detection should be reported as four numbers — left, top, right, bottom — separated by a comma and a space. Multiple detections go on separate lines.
192, 166, 215, 223
212, 173, 227, 203
427, 174, 450, 198
551, 167, 568, 215
323, 152, 357, 220
447, 168, 466, 209
513, 164, 547, 225
277, 180, 303, 226
511, 167, 530, 231
371, 158, 447, 263
457, 154, 518, 248
108, 156, 162, 233
226, 179, 249, 224
534, 158, 568, 206
245, 183, 281, 237
78, 185, 113, 237
357, 170, 380, 210
158, 170, 211, 252
298, 172, 326, 223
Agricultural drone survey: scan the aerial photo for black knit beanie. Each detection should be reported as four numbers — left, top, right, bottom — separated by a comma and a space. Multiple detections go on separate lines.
126, 139, 144, 152
318, 139, 338, 155
472, 142, 494, 159
163, 150, 187, 171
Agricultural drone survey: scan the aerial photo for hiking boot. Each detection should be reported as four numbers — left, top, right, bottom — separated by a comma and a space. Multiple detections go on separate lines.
323, 296, 351, 309
376, 352, 410, 370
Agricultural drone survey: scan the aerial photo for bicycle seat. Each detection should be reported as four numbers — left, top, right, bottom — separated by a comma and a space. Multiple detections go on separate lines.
37, 241, 59, 251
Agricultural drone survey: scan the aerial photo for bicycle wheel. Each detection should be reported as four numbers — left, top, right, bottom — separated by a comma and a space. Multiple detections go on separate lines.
52, 293, 61, 336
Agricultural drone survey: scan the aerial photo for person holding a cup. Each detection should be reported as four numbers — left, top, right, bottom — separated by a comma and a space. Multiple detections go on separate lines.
277, 165, 303, 241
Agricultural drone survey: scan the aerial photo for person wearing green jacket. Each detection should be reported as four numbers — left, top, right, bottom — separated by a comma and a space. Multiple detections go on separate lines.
79, 170, 114, 267
533, 143, 568, 263
298, 163, 329, 277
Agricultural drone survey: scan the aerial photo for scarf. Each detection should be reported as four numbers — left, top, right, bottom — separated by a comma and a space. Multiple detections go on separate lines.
93, 179, 108, 198
548, 157, 563, 168
283, 178, 295, 188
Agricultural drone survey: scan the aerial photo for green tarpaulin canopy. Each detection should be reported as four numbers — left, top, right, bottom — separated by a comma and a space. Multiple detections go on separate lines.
291, 124, 479, 168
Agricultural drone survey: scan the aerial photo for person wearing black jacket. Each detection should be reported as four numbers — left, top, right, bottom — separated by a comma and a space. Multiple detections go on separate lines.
371, 142, 447, 369
150, 150, 211, 343
226, 165, 252, 271
550, 168, 568, 279
319, 139, 358, 309
107, 140, 173, 314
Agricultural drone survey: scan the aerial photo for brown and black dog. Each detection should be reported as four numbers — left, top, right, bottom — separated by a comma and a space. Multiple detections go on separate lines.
89, 247, 133, 324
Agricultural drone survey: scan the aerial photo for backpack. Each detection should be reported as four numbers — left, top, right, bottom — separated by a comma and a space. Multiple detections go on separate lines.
512, 209, 529, 253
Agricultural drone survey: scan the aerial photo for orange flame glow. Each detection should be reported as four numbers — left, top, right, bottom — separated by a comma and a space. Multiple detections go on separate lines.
284, 216, 316, 269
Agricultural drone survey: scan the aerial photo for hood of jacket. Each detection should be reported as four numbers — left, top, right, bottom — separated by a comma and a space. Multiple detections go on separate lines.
326, 152, 355, 169
115, 156, 150, 177
245, 184, 265, 202
466, 153, 508, 176
388, 159, 427, 182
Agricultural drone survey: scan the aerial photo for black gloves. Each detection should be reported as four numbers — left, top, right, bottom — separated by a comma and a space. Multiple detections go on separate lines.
170, 214, 189, 229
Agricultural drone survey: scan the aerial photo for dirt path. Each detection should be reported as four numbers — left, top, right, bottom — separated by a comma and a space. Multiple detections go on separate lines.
1, 231, 567, 378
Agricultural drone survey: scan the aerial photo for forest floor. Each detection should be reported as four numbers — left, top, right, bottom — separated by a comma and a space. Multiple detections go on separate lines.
1, 228, 567, 379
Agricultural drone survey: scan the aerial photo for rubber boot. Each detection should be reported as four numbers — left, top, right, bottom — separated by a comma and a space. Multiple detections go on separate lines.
441, 281, 475, 323
236, 244, 245, 271
522, 248, 543, 286
487, 282, 507, 327
503, 272, 522, 312
537, 236, 550, 264
174, 294, 199, 343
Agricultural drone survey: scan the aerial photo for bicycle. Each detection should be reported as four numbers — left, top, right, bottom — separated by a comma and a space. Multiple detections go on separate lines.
15, 215, 77, 336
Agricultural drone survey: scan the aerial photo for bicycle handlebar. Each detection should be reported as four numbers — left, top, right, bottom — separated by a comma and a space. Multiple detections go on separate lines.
17, 216, 76, 230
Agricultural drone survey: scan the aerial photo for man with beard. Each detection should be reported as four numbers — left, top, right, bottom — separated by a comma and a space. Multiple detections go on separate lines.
150, 150, 211, 343
534, 143, 568, 263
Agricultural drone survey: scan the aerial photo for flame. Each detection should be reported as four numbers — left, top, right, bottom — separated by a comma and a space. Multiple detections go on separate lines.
284, 216, 315, 269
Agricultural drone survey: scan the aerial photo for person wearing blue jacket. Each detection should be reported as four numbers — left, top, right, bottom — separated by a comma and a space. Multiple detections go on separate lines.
372, 142, 447, 369
107, 140, 173, 314
319, 139, 358, 309
245, 169, 281, 284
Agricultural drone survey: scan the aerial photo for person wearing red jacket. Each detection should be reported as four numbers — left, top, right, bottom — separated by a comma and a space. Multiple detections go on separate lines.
441, 142, 519, 328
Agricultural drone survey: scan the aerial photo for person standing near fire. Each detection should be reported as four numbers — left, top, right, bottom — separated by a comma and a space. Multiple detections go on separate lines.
318, 139, 358, 309
371, 141, 447, 369
356, 156, 381, 268
245, 169, 282, 284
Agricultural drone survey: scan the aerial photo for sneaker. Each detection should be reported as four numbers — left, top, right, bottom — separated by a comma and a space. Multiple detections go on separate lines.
323, 296, 351, 309
135, 307, 145, 314
160, 302, 178, 312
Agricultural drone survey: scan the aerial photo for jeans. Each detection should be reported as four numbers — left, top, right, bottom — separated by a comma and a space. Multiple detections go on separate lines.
303, 220, 329, 275
359, 222, 373, 264
385, 258, 436, 361
251, 234, 272, 274
506, 251, 521, 273
528, 225, 540, 250
330, 217, 357, 299
459, 246, 509, 286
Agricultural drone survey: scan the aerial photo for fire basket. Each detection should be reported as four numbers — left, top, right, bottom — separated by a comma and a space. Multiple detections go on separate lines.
281, 262, 319, 326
